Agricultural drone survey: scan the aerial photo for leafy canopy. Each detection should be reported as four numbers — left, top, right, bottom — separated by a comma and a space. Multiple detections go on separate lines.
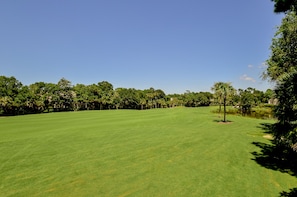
271, 0, 297, 13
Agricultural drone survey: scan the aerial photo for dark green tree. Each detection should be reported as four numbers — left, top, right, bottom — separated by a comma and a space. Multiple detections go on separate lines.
184, 91, 212, 107
97, 81, 114, 110
56, 78, 74, 111
238, 88, 255, 115
73, 84, 91, 110
265, 12, 297, 149
0, 76, 24, 115
114, 88, 139, 109
263, 89, 275, 103
27, 82, 47, 113
271, 0, 297, 13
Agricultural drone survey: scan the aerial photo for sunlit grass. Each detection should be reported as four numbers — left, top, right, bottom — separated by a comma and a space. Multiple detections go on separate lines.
0, 107, 296, 196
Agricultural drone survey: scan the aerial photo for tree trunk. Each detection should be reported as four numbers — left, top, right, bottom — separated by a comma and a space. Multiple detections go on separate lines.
219, 103, 221, 115
223, 97, 226, 122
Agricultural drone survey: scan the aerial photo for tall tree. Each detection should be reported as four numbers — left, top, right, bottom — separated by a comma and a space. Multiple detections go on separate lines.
265, 12, 297, 149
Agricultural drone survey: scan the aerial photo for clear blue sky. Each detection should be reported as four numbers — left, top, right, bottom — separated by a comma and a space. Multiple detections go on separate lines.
0, 0, 283, 94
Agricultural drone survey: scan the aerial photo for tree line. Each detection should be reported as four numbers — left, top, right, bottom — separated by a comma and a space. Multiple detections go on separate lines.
0, 75, 274, 116
0, 76, 213, 115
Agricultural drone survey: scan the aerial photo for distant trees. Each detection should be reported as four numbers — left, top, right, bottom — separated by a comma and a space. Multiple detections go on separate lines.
236, 88, 271, 115
0, 76, 215, 115
0, 74, 276, 116
183, 91, 212, 107
237, 88, 254, 115
0, 76, 24, 115
211, 82, 274, 120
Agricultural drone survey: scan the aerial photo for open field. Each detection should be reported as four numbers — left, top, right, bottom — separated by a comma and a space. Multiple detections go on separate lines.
0, 107, 296, 196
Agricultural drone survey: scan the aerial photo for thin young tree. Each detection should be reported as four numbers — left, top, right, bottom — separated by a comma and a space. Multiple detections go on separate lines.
211, 82, 224, 115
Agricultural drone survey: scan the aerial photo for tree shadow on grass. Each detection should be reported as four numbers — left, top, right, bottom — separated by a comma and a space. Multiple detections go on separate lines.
279, 188, 297, 197
252, 123, 297, 196
251, 141, 297, 176
213, 119, 233, 124
257, 123, 274, 134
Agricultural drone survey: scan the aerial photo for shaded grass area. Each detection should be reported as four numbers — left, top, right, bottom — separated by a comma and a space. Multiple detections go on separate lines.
252, 123, 297, 197
1, 108, 297, 196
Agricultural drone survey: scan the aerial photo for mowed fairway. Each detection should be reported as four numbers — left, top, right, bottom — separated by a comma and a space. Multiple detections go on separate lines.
1, 108, 296, 196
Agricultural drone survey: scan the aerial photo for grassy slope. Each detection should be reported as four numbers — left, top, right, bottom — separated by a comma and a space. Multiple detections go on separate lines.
0, 107, 296, 196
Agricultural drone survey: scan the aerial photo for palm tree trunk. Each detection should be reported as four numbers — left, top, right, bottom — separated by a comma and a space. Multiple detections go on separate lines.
218, 97, 222, 117
223, 97, 226, 122
219, 103, 222, 115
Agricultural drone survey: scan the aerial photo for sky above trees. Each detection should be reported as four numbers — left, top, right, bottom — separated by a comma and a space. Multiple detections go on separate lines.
0, 0, 283, 94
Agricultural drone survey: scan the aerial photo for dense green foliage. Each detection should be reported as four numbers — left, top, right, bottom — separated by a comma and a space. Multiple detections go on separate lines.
265, 12, 297, 150
265, 12, 297, 81
0, 76, 274, 116
262, 8, 297, 194
1, 108, 296, 196
271, 0, 297, 13
0, 76, 213, 115
236, 88, 274, 115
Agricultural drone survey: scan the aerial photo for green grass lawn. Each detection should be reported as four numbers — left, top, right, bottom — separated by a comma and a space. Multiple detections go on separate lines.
1, 107, 296, 196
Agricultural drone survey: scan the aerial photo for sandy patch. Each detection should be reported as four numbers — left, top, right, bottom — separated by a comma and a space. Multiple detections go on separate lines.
263, 134, 274, 140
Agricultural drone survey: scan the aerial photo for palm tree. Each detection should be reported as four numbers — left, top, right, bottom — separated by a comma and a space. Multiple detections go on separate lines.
211, 82, 226, 115
212, 82, 236, 122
